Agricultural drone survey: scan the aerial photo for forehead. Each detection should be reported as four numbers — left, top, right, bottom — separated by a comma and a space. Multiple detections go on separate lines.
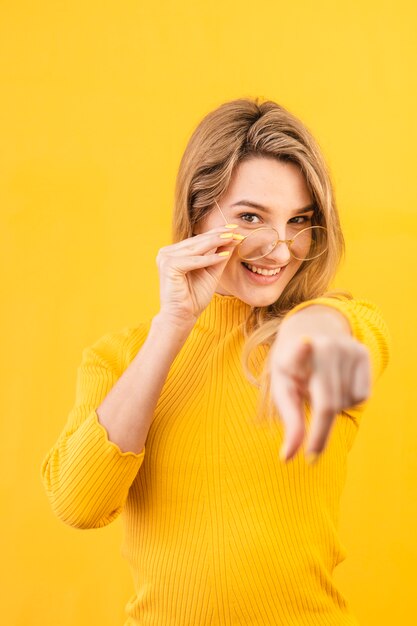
225, 157, 311, 207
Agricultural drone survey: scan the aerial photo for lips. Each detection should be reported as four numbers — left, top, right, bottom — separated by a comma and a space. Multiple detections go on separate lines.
242, 262, 283, 275
241, 262, 286, 283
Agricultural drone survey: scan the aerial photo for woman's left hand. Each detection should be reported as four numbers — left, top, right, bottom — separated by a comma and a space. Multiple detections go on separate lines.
269, 305, 371, 463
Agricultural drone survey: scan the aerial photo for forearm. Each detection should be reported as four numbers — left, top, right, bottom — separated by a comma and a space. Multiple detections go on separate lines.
96, 314, 194, 454
280, 304, 352, 338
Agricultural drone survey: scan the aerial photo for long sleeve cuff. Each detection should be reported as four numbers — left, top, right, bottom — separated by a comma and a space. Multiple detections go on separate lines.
41, 408, 145, 529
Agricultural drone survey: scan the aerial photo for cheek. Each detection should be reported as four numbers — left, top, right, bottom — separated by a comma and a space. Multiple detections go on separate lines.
285, 260, 305, 283
223, 255, 244, 279
232, 254, 245, 271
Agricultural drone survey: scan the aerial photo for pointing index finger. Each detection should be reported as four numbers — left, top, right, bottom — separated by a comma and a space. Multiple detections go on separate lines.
275, 338, 314, 462
304, 364, 339, 457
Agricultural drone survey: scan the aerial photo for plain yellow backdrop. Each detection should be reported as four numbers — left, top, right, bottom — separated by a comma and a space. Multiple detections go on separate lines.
1, 1, 415, 624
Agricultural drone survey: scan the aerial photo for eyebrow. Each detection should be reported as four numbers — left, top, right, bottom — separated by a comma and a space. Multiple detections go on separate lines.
229, 199, 316, 215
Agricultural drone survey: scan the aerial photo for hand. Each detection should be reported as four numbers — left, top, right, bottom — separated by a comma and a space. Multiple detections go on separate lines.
156, 225, 241, 326
268, 306, 371, 463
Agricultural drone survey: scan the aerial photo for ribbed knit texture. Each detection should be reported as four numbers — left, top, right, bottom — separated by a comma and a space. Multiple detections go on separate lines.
41, 293, 390, 625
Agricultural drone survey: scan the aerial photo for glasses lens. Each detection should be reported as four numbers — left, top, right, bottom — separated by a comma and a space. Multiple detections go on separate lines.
291, 226, 327, 260
238, 228, 278, 262
238, 226, 327, 262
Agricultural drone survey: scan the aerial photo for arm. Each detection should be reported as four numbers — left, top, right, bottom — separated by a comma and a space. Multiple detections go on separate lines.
40, 314, 194, 529
283, 296, 391, 385
95, 313, 194, 455
269, 296, 391, 462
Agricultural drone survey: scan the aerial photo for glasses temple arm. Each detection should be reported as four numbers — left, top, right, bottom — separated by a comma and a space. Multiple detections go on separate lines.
214, 200, 229, 225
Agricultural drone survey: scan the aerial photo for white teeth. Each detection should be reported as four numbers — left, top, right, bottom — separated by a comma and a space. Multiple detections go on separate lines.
243, 262, 281, 276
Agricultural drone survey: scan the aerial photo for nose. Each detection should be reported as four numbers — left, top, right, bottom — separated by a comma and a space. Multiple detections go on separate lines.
262, 240, 292, 266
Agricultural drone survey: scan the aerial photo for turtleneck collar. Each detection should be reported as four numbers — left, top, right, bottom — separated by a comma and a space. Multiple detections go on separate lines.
196, 292, 253, 335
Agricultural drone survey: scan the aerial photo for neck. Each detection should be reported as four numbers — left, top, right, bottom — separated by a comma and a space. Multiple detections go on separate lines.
196, 292, 253, 334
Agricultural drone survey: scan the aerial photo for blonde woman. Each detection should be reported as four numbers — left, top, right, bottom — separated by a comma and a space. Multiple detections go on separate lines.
41, 98, 390, 625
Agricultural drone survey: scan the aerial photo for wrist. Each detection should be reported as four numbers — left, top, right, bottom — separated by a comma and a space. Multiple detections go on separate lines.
152, 311, 197, 336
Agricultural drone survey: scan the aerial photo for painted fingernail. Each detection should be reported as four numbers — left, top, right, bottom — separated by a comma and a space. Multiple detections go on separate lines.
224, 223, 238, 228
233, 234, 245, 240
305, 451, 320, 465
219, 233, 234, 239
301, 335, 312, 345
218, 251, 231, 256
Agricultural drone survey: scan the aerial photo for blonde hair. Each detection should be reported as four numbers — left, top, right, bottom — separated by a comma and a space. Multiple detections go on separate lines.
171, 97, 352, 424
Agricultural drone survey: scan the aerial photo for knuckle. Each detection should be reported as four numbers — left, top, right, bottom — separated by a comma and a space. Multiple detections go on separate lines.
353, 388, 369, 403
356, 343, 370, 358
321, 335, 334, 348
321, 404, 338, 418
156, 255, 169, 272
355, 395, 367, 405
316, 338, 335, 359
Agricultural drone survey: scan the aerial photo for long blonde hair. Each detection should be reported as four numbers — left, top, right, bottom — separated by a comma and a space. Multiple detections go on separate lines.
171, 97, 352, 424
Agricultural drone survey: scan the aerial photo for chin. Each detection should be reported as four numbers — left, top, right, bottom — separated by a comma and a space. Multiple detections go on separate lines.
220, 284, 285, 308
242, 292, 282, 308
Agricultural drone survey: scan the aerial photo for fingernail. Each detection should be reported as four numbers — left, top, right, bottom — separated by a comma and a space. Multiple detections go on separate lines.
218, 251, 230, 257
219, 232, 234, 239
233, 234, 245, 240
305, 451, 320, 465
224, 223, 238, 228
301, 335, 312, 345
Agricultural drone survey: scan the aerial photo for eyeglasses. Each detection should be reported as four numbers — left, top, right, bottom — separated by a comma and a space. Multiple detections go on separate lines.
214, 200, 328, 262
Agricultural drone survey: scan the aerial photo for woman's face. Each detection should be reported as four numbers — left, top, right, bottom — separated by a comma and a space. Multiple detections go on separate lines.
193, 156, 315, 307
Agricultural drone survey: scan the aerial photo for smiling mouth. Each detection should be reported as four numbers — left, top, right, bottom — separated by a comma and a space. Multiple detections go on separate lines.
241, 262, 285, 276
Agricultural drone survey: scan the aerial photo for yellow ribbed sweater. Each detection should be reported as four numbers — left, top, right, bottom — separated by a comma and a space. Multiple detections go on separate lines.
41, 293, 390, 626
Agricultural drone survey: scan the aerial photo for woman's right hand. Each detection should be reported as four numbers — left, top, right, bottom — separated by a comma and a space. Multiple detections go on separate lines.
155, 225, 241, 327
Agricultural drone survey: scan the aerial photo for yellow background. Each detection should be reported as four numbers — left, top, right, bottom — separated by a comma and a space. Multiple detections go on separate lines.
1, 1, 415, 624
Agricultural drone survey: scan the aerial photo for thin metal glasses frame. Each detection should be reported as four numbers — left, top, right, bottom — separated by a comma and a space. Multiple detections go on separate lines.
214, 200, 328, 262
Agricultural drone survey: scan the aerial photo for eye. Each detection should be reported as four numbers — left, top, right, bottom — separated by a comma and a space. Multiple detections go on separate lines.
239, 212, 262, 224
288, 215, 312, 225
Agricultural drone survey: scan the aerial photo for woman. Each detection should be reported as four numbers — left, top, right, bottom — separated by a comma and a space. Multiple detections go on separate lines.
41, 98, 390, 625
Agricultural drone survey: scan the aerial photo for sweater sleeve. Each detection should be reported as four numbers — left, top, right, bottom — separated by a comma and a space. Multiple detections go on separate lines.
283, 296, 391, 427
40, 323, 151, 530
